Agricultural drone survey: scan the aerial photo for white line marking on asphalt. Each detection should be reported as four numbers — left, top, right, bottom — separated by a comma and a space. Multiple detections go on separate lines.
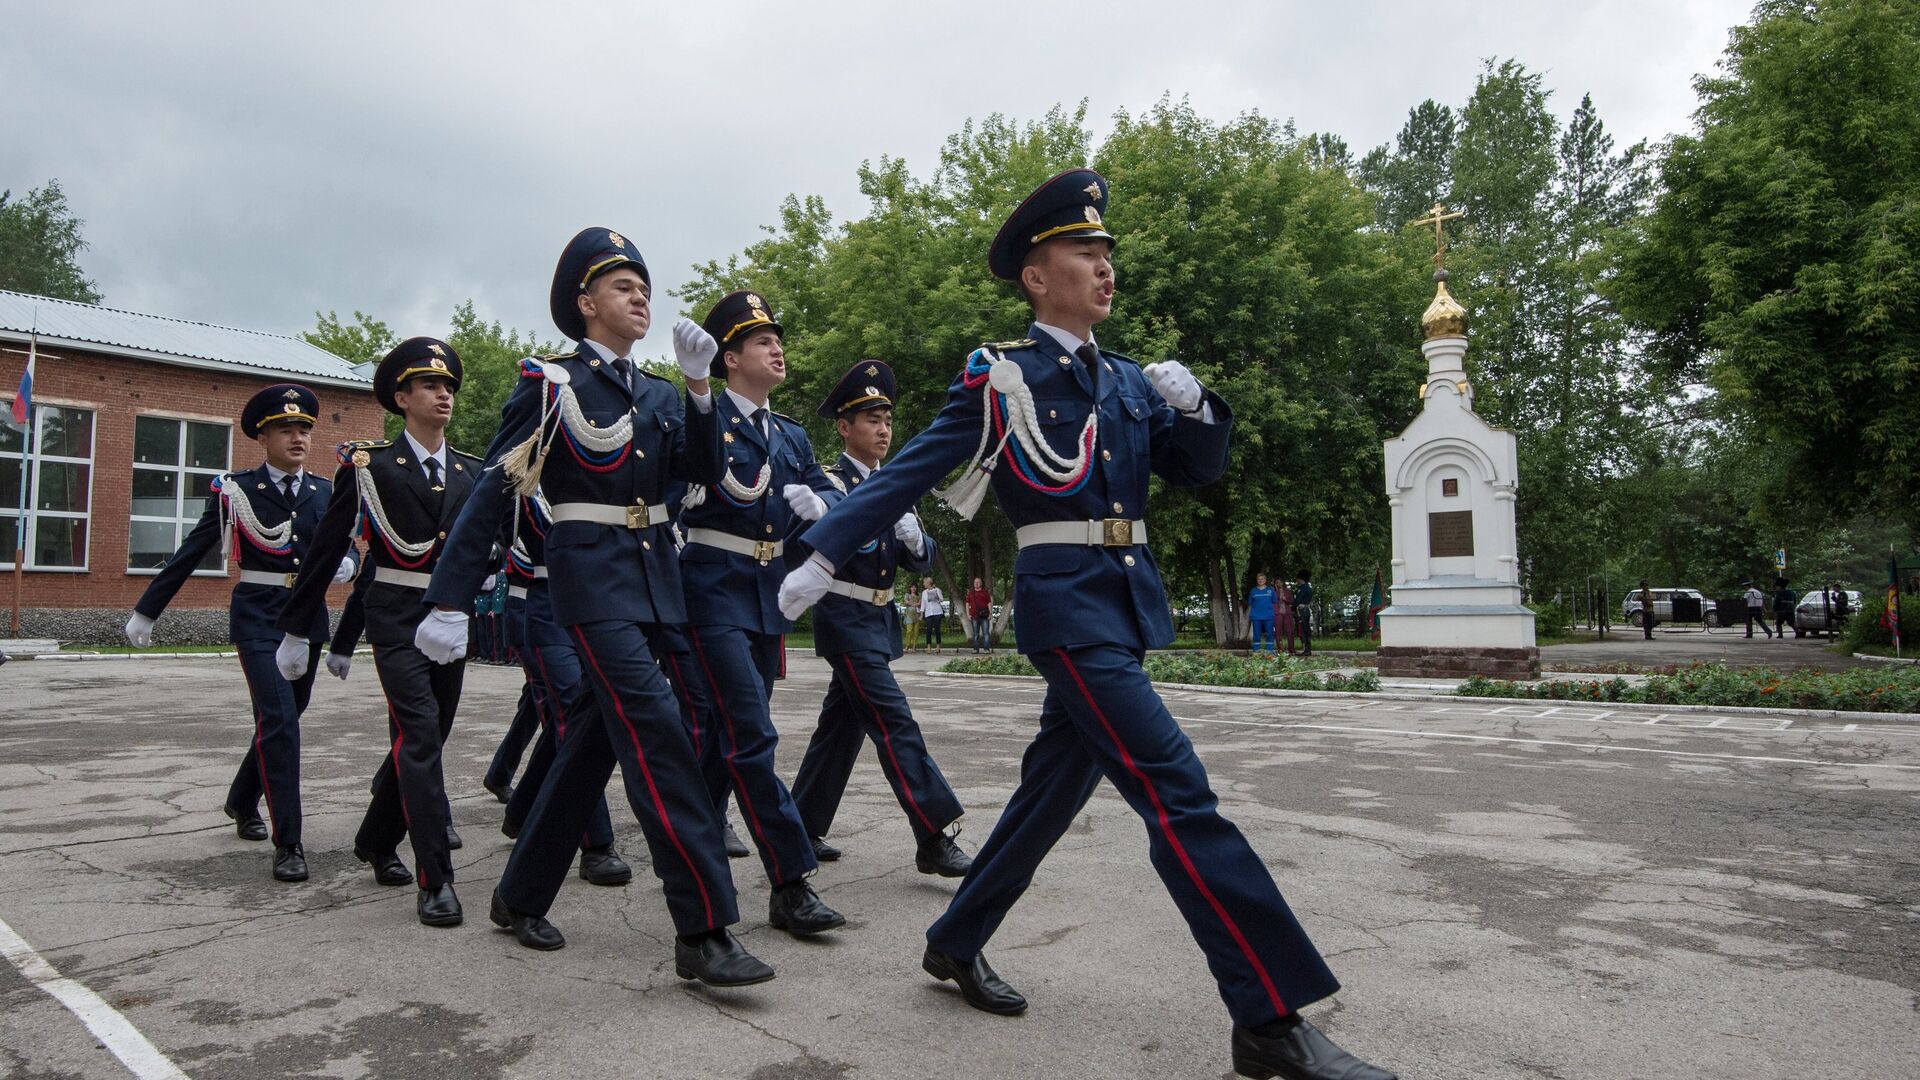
1170, 716, 1920, 772
0, 913, 188, 1079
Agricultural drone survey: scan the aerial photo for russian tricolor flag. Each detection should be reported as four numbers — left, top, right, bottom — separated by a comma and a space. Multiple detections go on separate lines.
8, 335, 31, 430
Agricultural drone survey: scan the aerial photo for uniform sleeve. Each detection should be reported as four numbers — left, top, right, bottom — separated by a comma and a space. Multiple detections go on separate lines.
277, 461, 362, 638
900, 529, 936, 573
802, 366, 987, 568
328, 561, 373, 655
671, 387, 725, 487
133, 487, 225, 620
424, 375, 544, 611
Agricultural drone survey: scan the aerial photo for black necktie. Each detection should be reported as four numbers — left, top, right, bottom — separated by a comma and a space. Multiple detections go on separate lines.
425, 457, 443, 492
753, 407, 769, 439
281, 474, 297, 502
1076, 342, 1103, 400
612, 356, 634, 391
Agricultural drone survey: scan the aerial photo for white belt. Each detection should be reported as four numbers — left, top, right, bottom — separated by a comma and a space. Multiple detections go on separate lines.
1015, 519, 1148, 548
375, 566, 433, 590
550, 501, 670, 529
825, 579, 893, 606
685, 527, 783, 564
507, 585, 528, 600
237, 569, 297, 588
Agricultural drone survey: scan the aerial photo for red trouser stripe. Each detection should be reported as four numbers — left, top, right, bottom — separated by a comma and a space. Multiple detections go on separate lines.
253, 706, 278, 843
382, 697, 423, 889
570, 626, 715, 928
1053, 647, 1288, 1017
834, 654, 937, 836
689, 627, 783, 884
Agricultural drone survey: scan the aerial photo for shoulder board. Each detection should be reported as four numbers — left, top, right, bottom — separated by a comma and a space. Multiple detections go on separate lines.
985, 338, 1037, 351
519, 352, 581, 379
638, 368, 671, 383
449, 446, 483, 462
772, 410, 802, 427
1104, 351, 1141, 367
336, 438, 390, 465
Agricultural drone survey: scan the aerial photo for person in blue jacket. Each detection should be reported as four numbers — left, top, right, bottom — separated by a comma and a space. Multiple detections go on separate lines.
126, 383, 359, 883
787, 360, 971, 877
418, 227, 771, 986
778, 170, 1394, 1080
1248, 572, 1277, 653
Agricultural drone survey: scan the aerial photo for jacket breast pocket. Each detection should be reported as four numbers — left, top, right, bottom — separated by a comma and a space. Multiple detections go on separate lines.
1033, 398, 1088, 459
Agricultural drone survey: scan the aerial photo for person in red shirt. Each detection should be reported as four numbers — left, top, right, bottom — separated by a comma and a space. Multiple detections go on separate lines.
965, 577, 994, 654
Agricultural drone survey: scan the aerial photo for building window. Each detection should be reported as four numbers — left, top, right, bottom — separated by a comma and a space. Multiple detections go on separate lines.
0, 403, 95, 570
129, 416, 231, 573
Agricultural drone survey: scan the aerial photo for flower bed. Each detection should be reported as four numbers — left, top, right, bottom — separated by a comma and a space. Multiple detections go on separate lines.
940, 651, 1381, 693
1459, 663, 1920, 713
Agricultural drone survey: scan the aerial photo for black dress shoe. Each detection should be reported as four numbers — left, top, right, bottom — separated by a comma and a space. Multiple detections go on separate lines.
272, 844, 308, 882
417, 883, 463, 927
915, 832, 972, 877
674, 930, 775, 986
224, 805, 268, 842
722, 821, 749, 858
922, 946, 1026, 1015
445, 824, 464, 850
354, 846, 412, 887
811, 836, 842, 861
489, 890, 564, 950
578, 845, 632, 886
768, 880, 845, 935
484, 777, 513, 804
1231, 1018, 1397, 1080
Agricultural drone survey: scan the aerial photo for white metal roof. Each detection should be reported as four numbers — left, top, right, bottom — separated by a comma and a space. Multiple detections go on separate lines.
0, 289, 371, 389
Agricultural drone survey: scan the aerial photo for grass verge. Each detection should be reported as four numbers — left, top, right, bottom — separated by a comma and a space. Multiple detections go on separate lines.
1459, 663, 1920, 713
941, 651, 1381, 693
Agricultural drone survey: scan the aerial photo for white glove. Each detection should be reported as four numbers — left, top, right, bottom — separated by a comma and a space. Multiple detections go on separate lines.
892, 513, 924, 554
325, 652, 353, 680
1143, 359, 1203, 414
275, 634, 311, 681
331, 558, 355, 586
480, 574, 498, 593
415, 608, 470, 665
124, 612, 154, 648
779, 554, 835, 620
673, 318, 718, 382
782, 483, 827, 523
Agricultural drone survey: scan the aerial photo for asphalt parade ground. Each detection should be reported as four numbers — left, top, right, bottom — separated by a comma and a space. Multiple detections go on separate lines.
2, 649, 1915, 1079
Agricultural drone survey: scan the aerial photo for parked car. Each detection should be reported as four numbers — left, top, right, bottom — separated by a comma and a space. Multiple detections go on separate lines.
1620, 587, 1720, 628
1793, 589, 1861, 637
1171, 596, 1211, 635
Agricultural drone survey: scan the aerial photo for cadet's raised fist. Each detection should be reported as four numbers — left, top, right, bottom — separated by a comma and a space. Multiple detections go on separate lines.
673, 318, 718, 382
783, 483, 827, 523
1143, 360, 1203, 414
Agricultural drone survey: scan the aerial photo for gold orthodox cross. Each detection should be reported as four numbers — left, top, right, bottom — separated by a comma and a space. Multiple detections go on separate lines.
1409, 202, 1465, 272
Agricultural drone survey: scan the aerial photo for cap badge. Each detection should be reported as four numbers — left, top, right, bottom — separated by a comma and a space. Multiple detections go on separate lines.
747, 293, 765, 311
286, 403, 301, 414
607, 230, 625, 247
283, 388, 301, 399
429, 343, 446, 357
865, 365, 879, 377
1084, 206, 1102, 225
864, 386, 881, 398
429, 357, 448, 370
1084, 182, 1101, 199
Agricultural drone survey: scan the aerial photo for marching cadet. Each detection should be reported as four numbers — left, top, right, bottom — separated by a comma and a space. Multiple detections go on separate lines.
787, 360, 972, 877
778, 171, 1396, 1080
420, 227, 773, 986
672, 289, 848, 936
125, 383, 358, 883
274, 337, 480, 928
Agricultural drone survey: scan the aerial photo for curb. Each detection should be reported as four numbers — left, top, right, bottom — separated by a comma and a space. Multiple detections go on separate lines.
924, 670, 1920, 722
1853, 652, 1919, 666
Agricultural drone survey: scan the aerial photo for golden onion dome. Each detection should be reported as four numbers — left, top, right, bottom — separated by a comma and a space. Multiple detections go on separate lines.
1421, 271, 1468, 340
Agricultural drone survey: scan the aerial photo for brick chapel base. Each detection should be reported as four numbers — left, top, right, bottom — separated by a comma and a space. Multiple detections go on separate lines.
1377, 645, 1540, 680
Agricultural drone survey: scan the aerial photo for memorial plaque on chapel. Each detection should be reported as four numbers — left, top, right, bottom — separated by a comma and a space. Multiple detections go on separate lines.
1428, 510, 1475, 557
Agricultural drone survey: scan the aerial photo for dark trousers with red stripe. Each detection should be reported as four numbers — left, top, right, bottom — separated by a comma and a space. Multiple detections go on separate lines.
228, 638, 321, 847
791, 649, 963, 844
497, 619, 737, 936
926, 643, 1340, 1027
650, 624, 733, 817
685, 624, 816, 887
357, 644, 464, 889
502, 635, 615, 849
484, 680, 541, 797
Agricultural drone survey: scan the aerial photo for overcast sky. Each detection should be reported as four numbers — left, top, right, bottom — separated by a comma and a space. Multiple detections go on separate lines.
3, 1, 1755, 357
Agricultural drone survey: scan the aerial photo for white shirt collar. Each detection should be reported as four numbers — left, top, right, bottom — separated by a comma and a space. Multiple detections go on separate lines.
579, 337, 632, 364
844, 455, 874, 479
1033, 321, 1096, 356
725, 388, 770, 431
264, 463, 303, 489
403, 429, 445, 473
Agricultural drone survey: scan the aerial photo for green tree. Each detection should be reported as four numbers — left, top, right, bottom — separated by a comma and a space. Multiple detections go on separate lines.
1358, 99, 1456, 230
0, 180, 102, 303
1610, 0, 1920, 532
304, 309, 397, 366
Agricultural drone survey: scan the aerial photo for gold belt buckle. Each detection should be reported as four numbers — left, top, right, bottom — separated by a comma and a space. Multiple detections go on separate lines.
1101, 518, 1133, 546
625, 503, 650, 529
284, 573, 298, 587
752, 540, 777, 564
872, 588, 890, 606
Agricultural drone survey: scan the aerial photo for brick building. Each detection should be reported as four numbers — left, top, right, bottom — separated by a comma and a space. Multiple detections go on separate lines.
1, 289, 382, 643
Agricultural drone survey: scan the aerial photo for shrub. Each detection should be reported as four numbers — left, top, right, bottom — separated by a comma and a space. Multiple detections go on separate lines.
1455, 664, 1920, 714
938, 650, 1378, 694
1839, 591, 1898, 652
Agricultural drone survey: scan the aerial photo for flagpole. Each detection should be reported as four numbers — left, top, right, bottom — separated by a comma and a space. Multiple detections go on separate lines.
10, 329, 33, 636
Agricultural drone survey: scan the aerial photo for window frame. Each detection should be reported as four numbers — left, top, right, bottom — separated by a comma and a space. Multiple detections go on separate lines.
0, 400, 98, 572
126, 412, 233, 578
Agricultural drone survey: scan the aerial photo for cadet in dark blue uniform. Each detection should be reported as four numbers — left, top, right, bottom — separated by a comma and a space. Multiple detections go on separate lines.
673, 290, 847, 936
275, 338, 480, 928
126, 383, 358, 883
421, 227, 771, 986
780, 172, 1395, 1080
787, 360, 971, 877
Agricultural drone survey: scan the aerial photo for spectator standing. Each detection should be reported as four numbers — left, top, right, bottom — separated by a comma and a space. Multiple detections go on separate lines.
904, 585, 923, 650
1639, 579, 1655, 641
1247, 573, 1277, 654
1277, 580, 1299, 655
1742, 581, 1773, 639
1832, 584, 1850, 629
921, 577, 947, 653
1771, 576, 1796, 640
966, 577, 994, 654
1293, 571, 1316, 657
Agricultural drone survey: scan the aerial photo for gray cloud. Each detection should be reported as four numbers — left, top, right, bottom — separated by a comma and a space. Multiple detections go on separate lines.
1, 0, 1750, 355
